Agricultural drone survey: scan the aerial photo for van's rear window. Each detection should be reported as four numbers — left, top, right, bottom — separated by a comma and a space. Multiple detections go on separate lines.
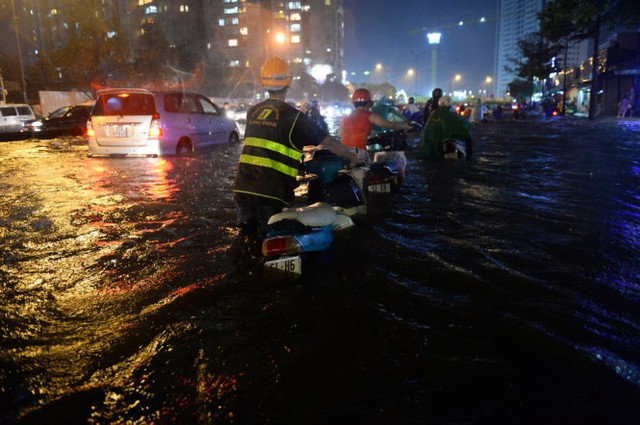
17, 106, 32, 115
0, 107, 17, 117
93, 93, 156, 116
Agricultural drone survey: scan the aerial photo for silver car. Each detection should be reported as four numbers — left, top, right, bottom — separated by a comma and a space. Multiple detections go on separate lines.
87, 89, 240, 157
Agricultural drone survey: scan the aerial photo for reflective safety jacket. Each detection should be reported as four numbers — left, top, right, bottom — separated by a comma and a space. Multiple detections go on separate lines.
234, 99, 327, 205
341, 109, 372, 150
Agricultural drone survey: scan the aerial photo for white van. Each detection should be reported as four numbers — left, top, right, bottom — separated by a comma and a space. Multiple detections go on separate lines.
87, 89, 240, 157
0, 104, 36, 134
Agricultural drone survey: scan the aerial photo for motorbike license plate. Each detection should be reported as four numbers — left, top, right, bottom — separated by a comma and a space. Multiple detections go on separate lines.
264, 255, 302, 275
368, 182, 391, 193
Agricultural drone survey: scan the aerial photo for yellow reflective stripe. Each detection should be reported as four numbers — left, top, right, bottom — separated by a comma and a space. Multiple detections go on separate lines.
239, 154, 299, 177
233, 189, 287, 204
244, 137, 302, 161
288, 111, 301, 147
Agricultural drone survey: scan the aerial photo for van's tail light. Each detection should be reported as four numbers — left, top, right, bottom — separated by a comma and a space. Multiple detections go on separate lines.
262, 236, 302, 257
86, 120, 94, 137
149, 113, 163, 138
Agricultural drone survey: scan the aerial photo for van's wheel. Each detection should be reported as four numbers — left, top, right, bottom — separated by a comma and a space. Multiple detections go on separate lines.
228, 132, 240, 144
176, 139, 193, 156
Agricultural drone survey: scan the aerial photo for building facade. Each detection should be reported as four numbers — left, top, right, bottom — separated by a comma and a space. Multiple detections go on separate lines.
1, 0, 344, 101
494, 0, 546, 98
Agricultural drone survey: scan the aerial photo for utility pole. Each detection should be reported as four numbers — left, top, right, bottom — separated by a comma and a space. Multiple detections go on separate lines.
11, 0, 28, 103
0, 68, 6, 104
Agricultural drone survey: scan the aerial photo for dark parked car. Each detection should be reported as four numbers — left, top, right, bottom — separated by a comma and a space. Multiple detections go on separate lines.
21, 103, 94, 138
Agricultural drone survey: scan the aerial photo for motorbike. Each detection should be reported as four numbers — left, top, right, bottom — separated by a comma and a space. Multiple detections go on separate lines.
261, 148, 366, 275
363, 121, 421, 193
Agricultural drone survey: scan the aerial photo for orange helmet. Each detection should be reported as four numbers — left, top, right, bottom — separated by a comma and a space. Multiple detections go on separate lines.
352, 88, 371, 104
260, 57, 292, 90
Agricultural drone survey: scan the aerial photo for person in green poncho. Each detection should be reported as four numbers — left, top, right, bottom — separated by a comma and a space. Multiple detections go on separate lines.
418, 95, 473, 160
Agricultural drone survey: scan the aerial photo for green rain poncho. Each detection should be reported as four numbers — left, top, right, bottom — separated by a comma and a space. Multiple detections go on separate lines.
418, 106, 472, 160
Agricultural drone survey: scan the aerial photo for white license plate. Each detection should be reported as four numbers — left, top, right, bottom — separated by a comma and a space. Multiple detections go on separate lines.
264, 255, 302, 274
112, 125, 129, 138
368, 182, 391, 193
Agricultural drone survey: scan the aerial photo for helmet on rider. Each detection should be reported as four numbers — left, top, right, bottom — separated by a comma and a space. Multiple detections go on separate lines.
260, 57, 292, 91
352, 88, 372, 106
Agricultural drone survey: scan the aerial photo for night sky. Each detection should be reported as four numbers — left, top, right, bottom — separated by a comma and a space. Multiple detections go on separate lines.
342, 0, 498, 98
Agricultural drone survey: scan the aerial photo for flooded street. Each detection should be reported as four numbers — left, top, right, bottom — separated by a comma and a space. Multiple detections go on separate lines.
1, 117, 640, 424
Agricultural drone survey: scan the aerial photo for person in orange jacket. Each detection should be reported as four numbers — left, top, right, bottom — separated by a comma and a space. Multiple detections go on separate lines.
339, 88, 412, 155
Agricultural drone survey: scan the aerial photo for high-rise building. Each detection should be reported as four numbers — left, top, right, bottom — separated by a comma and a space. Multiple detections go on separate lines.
208, 0, 344, 94
494, 0, 546, 98
1, 0, 344, 99
494, 0, 589, 99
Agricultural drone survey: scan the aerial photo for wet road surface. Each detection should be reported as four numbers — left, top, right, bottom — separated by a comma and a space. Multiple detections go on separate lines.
1, 117, 640, 424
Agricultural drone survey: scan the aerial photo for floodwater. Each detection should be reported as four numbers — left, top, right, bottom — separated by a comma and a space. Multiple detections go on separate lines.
1, 116, 639, 424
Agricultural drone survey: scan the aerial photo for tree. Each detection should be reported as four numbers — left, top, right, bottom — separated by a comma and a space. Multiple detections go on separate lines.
539, 0, 640, 120
505, 32, 560, 101
47, 0, 131, 92
507, 79, 534, 104
134, 19, 176, 86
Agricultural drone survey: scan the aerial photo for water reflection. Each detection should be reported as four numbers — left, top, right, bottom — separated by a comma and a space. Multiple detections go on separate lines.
84, 157, 180, 201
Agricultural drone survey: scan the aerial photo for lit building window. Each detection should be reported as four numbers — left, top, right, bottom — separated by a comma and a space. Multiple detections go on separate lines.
228, 39, 238, 47
287, 2, 302, 10
145, 5, 158, 14
224, 7, 239, 14
231, 17, 239, 24
290, 23, 301, 32
219, 18, 225, 26
230, 60, 240, 67
50, 9, 58, 16
179, 5, 189, 12
291, 35, 301, 44
290, 13, 301, 21
138, 0, 153, 5
240, 27, 248, 35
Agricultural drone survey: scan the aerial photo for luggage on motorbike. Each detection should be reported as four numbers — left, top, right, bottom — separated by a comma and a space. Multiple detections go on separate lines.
366, 130, 408, 153
308, 173, 365, 210
442, 138, 468, 159
304, 150, 346, 183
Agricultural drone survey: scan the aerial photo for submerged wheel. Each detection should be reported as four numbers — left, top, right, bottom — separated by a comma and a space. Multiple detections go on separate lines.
228, 132, 240, 144
176, 138, 193, 156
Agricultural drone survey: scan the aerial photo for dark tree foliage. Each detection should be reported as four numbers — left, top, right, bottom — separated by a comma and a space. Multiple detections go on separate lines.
134, 20, 175, 84
509, 33, 561, 82
507, 78, 534, 104
45, 0, 130, 92
504, 32, 560, 101
538, 0, 640, 119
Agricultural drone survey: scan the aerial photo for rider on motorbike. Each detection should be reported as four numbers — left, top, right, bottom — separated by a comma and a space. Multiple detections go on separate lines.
418, 95, 472, 160
233, 57, 358, 239
339, 89, 412, 161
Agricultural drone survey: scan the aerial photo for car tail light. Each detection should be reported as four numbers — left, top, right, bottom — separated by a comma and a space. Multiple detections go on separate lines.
262, 236, 302, 257
86, 120, 94, 137
149, 113, 163, 138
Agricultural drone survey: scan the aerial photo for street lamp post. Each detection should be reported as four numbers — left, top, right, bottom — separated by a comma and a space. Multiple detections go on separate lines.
484, 76, 492, 100
407, 68, 416, 97
427, 32, 441, 94
450, 74, 462, 99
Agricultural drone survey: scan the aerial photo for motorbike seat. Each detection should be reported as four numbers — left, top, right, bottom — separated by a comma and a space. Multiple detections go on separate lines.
267, 202, 336, 227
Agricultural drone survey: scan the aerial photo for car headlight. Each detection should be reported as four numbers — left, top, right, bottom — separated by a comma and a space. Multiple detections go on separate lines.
31, 121, 44, 129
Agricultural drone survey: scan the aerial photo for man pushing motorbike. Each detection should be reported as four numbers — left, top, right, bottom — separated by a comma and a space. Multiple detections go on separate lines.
233, 57, 358, 239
